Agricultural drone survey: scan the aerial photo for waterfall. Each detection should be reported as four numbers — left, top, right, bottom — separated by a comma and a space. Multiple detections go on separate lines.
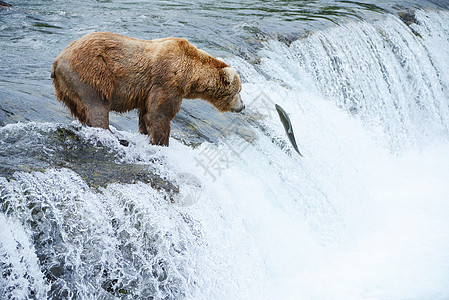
254, 10, 449, 151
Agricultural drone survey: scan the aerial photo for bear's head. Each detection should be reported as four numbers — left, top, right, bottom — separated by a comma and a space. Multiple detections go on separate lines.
216, 66, 244, 113
185, 55, 244, 114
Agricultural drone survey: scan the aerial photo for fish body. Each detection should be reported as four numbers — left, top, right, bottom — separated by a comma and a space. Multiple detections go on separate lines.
275, 104, 303, 156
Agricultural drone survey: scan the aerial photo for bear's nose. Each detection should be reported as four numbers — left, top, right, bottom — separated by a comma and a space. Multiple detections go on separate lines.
231, 94, 244, 113
231, 104, 245, 113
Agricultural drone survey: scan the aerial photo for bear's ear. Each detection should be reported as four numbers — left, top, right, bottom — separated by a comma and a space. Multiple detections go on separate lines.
221, 67, 237, 85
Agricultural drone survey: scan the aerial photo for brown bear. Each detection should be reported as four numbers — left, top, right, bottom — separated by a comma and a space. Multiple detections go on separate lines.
51, 32, 244, 146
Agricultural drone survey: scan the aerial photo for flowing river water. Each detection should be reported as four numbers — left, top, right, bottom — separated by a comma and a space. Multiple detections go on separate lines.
1, 0, 449, 299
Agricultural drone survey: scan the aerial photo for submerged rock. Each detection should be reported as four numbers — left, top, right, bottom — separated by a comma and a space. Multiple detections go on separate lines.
396, 10, 421, 37
0, 124, 178, 195
0, 106, 14, 127
398, 11, 419, 26
0, 1, 12, 8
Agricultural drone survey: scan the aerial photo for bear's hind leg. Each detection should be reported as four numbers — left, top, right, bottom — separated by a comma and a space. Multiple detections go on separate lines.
53, 58, 110, 130
83, 94, 110, 130
52, 60, 88, 124
68, 71, 109, 130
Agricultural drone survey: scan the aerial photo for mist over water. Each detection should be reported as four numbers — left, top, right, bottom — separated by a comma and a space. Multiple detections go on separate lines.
1, 1, 449, 299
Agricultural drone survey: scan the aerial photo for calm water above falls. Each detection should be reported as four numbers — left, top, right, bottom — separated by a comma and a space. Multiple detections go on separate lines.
1, 0, 449, 299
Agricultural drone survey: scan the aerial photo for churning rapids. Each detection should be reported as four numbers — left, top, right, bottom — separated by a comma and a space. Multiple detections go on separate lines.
1, 1, 449, 299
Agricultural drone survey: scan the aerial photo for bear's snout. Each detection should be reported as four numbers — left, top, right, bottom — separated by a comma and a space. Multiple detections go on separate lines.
231, 94, 245, 113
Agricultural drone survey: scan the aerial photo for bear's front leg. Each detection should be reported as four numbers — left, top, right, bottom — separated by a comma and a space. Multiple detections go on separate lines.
138, 107, 148, 135
143, 89, 182, 146
144, 112, 171, 146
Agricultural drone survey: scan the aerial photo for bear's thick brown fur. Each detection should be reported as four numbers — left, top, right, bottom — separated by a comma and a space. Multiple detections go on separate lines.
51, 32, 244, 146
